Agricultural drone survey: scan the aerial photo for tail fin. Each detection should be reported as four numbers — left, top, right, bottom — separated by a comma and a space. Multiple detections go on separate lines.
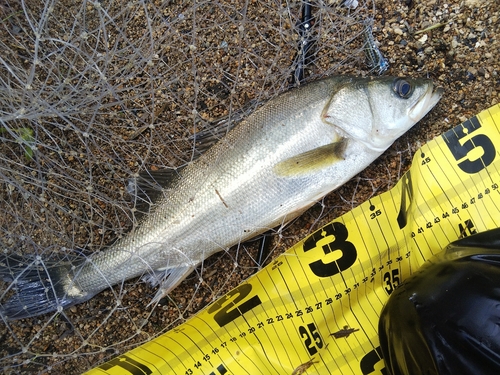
0, 253, 87, 320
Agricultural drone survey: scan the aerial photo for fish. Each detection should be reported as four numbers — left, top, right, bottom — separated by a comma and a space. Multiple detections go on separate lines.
0, 75, 443, 320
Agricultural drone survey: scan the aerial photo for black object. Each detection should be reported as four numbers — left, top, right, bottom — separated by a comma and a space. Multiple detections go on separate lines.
378, 228, 500, 375
290, 1, 315, 86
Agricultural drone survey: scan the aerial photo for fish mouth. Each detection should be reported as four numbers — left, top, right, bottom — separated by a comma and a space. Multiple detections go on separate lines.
408, 82, 443, 122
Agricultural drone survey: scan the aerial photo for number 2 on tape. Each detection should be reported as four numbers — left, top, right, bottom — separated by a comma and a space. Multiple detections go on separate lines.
299, 322, 324, 355
207, 284, 262, 327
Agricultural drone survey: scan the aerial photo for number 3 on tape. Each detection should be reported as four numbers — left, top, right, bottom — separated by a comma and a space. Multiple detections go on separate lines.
303, 222, 357, 277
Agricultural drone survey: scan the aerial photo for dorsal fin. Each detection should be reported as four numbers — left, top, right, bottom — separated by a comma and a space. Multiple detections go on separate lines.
127, 168, 183, 214
189, 100, 259, 154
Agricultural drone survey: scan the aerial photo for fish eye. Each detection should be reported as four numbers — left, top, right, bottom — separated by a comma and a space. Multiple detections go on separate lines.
392, 78, 413, 99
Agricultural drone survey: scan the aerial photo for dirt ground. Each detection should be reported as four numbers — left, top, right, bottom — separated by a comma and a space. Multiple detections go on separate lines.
0, 0, 498, 373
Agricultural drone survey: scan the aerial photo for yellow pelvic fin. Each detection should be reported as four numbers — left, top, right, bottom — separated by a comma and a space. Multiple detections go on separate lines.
273, 138, 347, 177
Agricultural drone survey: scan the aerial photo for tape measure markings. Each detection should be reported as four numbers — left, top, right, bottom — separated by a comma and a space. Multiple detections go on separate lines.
347, 207, 403, 301
136, 345, 166, 374
256, 320, 290, 371
286, 234, 376, 368
416, 147, 457, 217
150, 340, 182, 372
174, 321, 251, 375
286, 253, 319, 314
175, 327, 208, 365
291, 267, 345, 360
314, 219, 385, 343
421, 120, 496, 221
245, 280, 291, 373
345, 293, 378, 348
442, 115, 495, 174
412, 169, 453, 258
207, 288, 275, 372
237, 332, 276, 375
86, 104, 500, 375
242, 273, 306, 372
462, 185, 494, 232
97, 351, 157, 375
156, 333, 193, 373
330, 294, 380, 369
363, 198, 392, 260
413, 151, 468, 235
413, 166, 498, 241
184, 322, 227, 370
415, 142, 488, 239
210, 325, 253, 375
173, 323, 229, 375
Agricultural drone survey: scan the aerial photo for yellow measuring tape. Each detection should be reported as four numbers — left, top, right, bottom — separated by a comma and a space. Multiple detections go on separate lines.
85, 103, 500, 375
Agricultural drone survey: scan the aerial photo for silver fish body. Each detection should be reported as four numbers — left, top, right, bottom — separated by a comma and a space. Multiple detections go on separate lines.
0, 76, 442, 319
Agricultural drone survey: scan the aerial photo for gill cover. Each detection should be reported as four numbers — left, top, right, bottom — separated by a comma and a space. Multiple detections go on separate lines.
378, 228, 500, 375
322, 76, 442, 152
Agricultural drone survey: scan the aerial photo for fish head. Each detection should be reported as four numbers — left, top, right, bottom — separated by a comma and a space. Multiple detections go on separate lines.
323, 76, 443, 152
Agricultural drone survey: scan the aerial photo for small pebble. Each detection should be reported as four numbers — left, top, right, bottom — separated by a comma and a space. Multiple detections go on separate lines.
418, 34, 428, 44
393, 27, 404, 35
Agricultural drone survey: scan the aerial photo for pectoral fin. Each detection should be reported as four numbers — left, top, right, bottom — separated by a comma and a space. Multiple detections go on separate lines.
273, 138, 347, 177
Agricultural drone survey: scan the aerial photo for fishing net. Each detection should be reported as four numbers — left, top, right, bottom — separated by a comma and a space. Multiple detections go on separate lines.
0, 0, 476, 373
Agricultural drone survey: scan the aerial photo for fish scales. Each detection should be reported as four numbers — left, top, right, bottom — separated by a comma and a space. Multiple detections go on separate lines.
76, 79, 340, 292
0, 75, 443, 319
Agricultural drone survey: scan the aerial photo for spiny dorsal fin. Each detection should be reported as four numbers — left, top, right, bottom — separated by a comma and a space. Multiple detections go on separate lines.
273, 138, 347, 177
127, 168, 183, 214
190, 99, 261, 154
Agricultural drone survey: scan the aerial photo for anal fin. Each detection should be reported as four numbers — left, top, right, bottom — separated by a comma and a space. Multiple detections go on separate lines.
145, 265, 196, 307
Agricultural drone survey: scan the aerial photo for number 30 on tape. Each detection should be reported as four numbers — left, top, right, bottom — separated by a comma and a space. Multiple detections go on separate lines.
86, 103, 500, 375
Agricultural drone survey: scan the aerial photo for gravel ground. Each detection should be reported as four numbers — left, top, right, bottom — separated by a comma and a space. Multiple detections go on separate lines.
0, 0, 498, 373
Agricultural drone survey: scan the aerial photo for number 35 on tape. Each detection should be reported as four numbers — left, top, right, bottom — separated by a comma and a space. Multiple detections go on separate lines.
85, 103, 500, 375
